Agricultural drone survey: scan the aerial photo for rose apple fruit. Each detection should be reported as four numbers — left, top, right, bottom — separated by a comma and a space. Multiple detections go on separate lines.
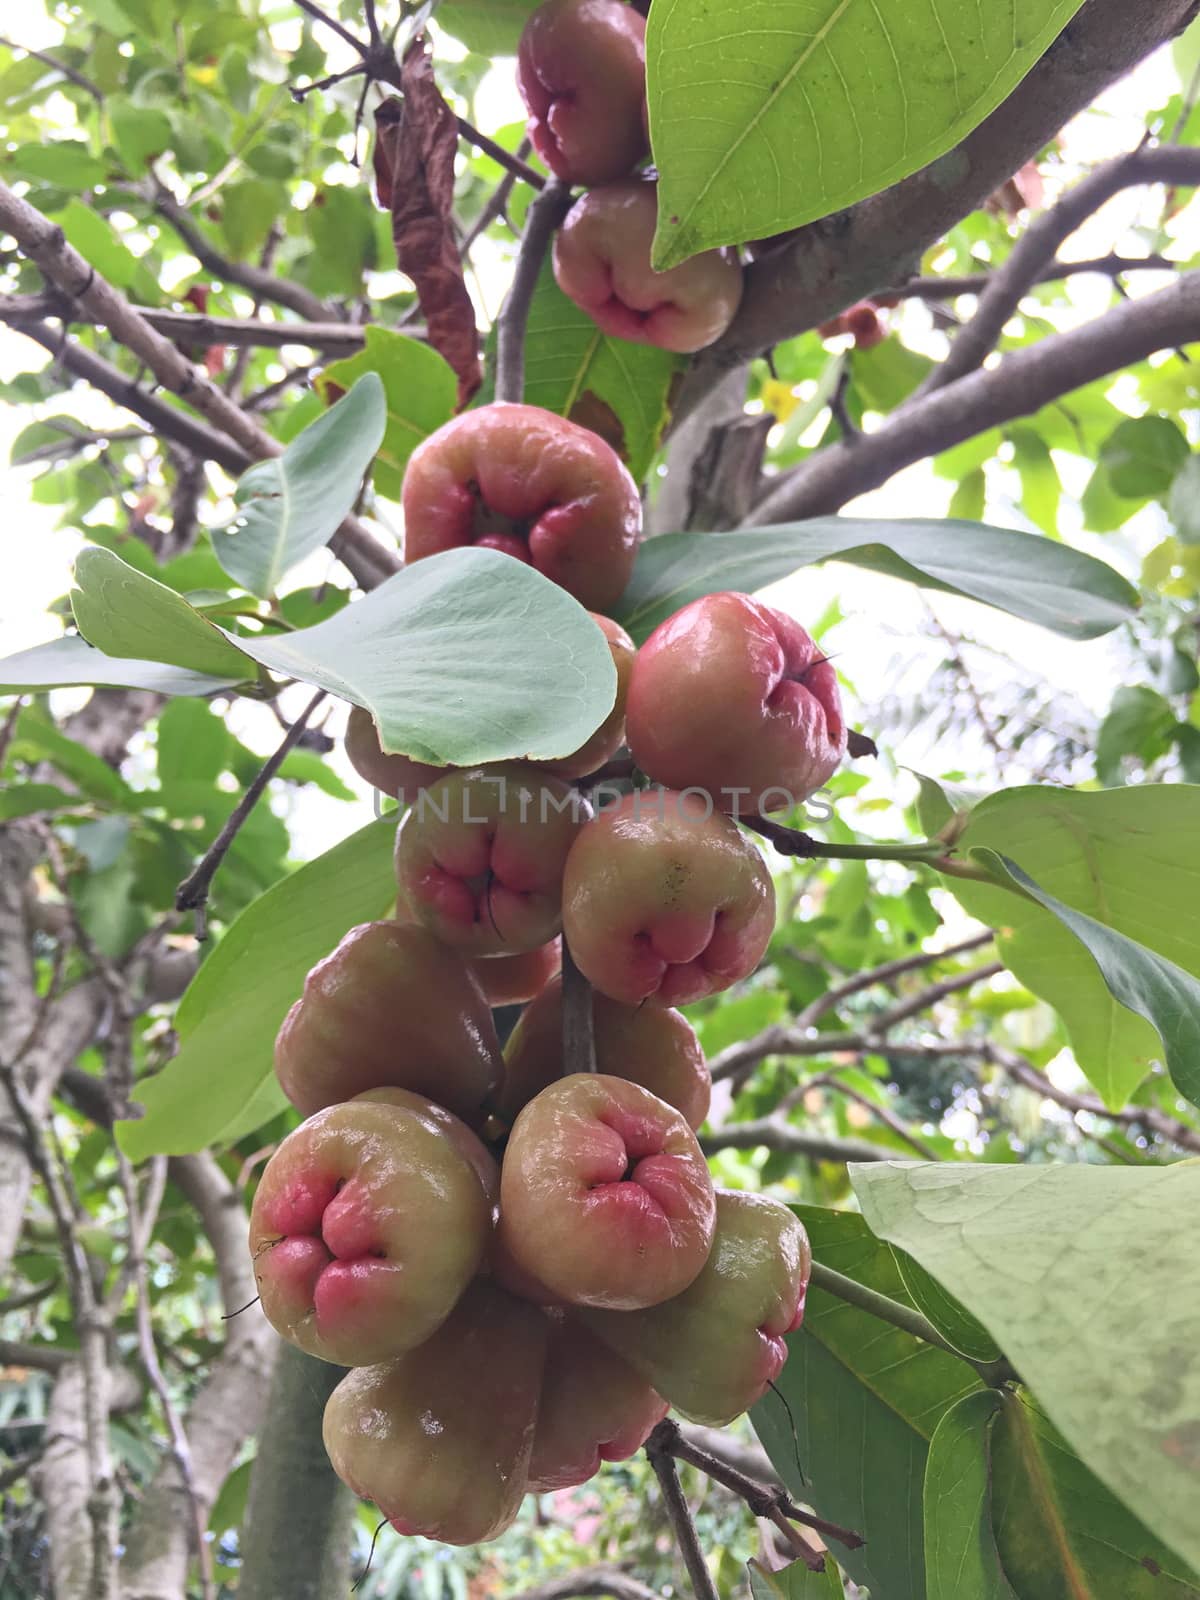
343, 705, 450, 802
554, 180, 743, 354
248, 1090, 497, 1367
401, 404, 641, 611
537, 613, 636, 780
561, 789, 775, 1005
581, 1190, 811, 1425
274, 921, 502, 1127
625, 592, 847, 814
496, 1073, 715, 1310
395, 765, 587, 957
323, 1281, 547, 1544
498, 973, 710, 1130
527, 1315, 667, 1492
470, 938, 562, 1007
517, 0, 648, 187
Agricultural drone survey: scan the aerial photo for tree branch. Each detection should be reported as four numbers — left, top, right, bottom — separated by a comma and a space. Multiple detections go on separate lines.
2, 292, 376, 354
792, 931, 994, 1032
561, 939, 598, 1076
496, 178, 573, 403
0, 186, 398, 591
919, 144, 1200, 395
700, 1120, 892, 1164
674, 0, 1200, 423
879, 251, 1179, 302
748, 270, 1200, 525
645, 1425, 720, 1600
502, 1566, 664, 1600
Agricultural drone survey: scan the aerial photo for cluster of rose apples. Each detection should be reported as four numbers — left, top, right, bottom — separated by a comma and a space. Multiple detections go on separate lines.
244, 0, 850, 1550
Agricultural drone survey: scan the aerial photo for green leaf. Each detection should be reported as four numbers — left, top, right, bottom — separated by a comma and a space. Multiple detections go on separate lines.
71, 550, 255, 679
0, 783, 84, 821
854, 1162, 1200, 1581
519, 261, 682, 484
8, 141, 108, 187
646, 0, 1089, 268
893, 1251, 1002, 1364
0, 635, 241, 696
155, 700, 231, 796
923, 1391, 1017, 1600
117, 820, 399, 1159
1168, 453, 1200, 545
1010, 426, 1061, 538
1100, 415, 1189, 498
612, 521, 1136, 644
749, 1555, 845, 1599
217, 548, 617, 766
51, 198, 142, 291
274, 748, 355, 800
110, 101, 173, 170
990, 1391, 1200, 1598
9, 707, 136, 809
437, 0, 539, 51
216, 374, 386, 597
318, 328, 456, 502
1095, 684, 1179, 785
945, 785, 1200, 1108
976, 851, 1200, 1111
752, 1205, 979, 1600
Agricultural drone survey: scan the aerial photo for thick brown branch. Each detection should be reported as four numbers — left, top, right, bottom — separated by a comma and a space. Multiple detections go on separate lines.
676, 0, 1199, 421
920, 144, 1200, 394
496, 178, 573, 403
748, 270, 1200, 525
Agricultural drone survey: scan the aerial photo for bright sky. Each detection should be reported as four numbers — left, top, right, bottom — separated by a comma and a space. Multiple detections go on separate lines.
1, 21, 1196, 857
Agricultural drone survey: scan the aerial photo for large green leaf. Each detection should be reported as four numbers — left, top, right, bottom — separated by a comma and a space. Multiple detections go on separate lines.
752, 1206, 980, 1600
71, 549, 255, 680
318, 329, 456, 502
978, 852, 1200, 1111
0, 634, 242, 696
612, 522, 1136, 645
749, 1556, 845, 1598
117, 820, 399, 1160
945, 786, 1200, 1108
218, 548, 617, 765
437, 0, 539, 53
520, 261, 682, 485
924, 1391, 1017, 1600
853, 1161, 1200, 1577
216, 374, 386, 597
647, 0, 1089, 268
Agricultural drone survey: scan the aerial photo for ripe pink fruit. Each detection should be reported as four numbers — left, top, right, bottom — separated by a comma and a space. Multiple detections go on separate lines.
537, 613, 636, 780
274, 922, 502, 1127
394, 765, 587, 957
248, 1090, 497, 1367
496, 1073, 716, 1309
517, 0, 648, 187
554, 180, 743, 353
498, 972, 711, 1130
527, 1315, 667, 1491
323, 1282, 548, 1545
561, 789, 776, 1005
401, 403, 641, 612
343, 705, 449, 802
626, 592, 846, 813
470, 938, 562, 1007
581, 1190, 811, 1425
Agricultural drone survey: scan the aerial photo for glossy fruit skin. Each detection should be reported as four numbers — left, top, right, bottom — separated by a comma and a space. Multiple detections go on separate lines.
498, 973, 710, 1129
248, 1090, 497, 1367
323, 1281, 548, 1545
497, 1072, 716, 1310
561, 789, 776, 1006
554, 180, 743, 354
274, 921, 503, 1127
343, 705, 449, 802
470, 939, 562, 1007
580, 1190, 811, 1425
395, 765, 588, 957
401, 404, 641, 612
527, 1314, 667, 1492
626, 592, 847, 814
537, 614, 636, 780
517, 0, 648, 187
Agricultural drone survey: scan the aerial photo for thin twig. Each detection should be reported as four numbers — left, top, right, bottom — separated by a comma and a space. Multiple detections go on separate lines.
495, 179, 573, 403
461, 141, 530, 257
0, 35, 103, 99
561, 940, 597, 1076
876, 251, 1177, 303
793, 931, 994, 1031
175, 690, 326, 936
645, 1424, 721, 1600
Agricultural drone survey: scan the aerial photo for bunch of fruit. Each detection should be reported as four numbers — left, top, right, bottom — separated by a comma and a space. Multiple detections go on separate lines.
245, 0, 851, 1549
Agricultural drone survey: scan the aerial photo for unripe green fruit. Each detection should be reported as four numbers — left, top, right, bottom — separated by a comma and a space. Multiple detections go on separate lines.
323, 1281, 548, 1545
580, 1190, 811, 1425
498, 973, 711, 1129
496, 1072, 716, 1310
274, 921, 502, 1128
395, 765, 588, 957
248, 1090, 497, 1367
